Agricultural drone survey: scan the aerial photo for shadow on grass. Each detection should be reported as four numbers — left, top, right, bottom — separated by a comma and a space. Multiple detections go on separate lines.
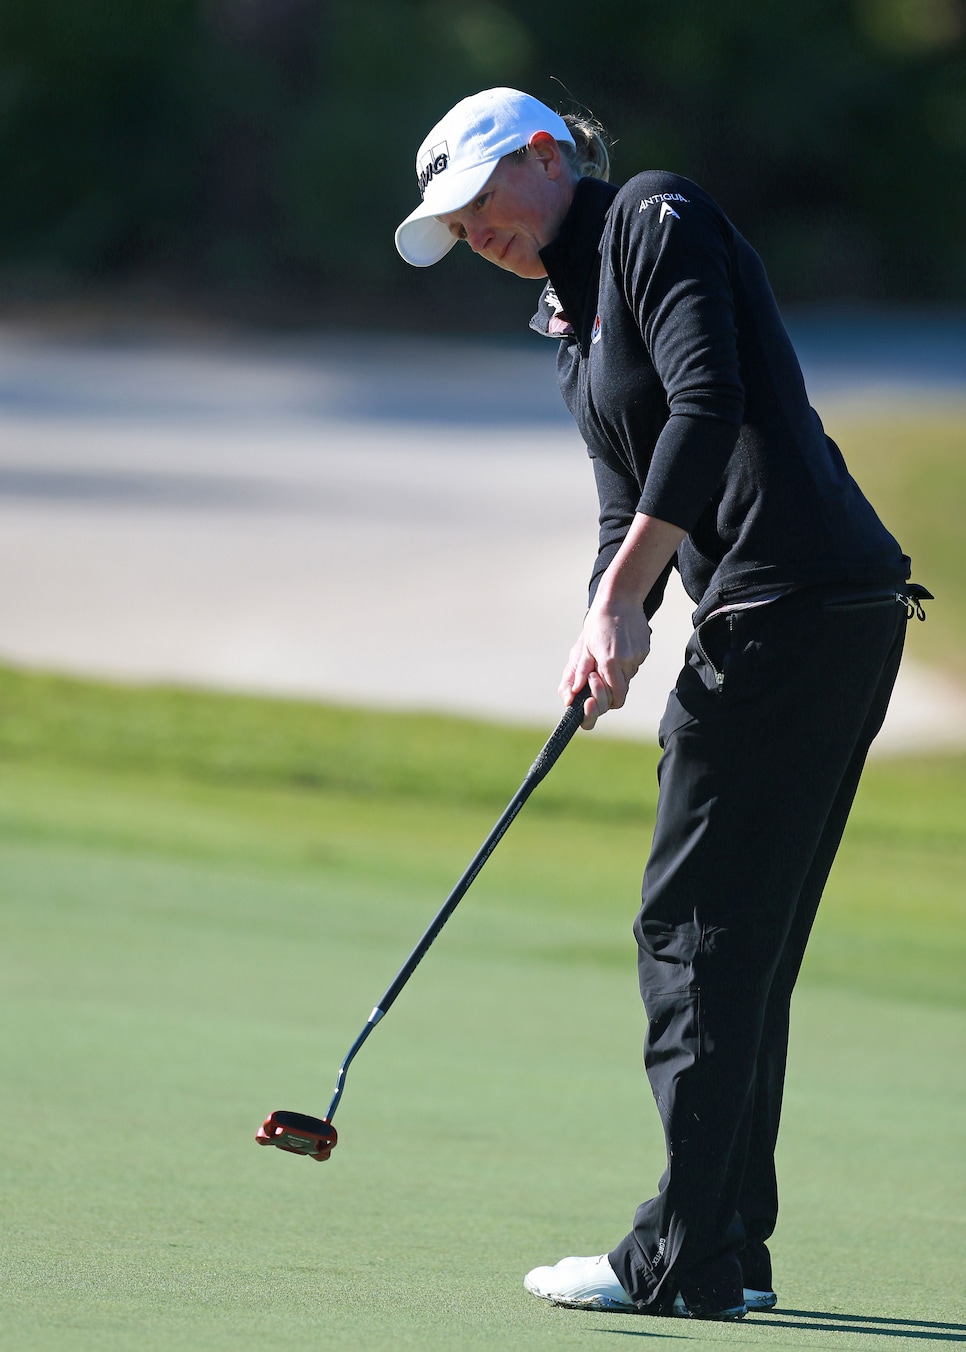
755, 1311, 966, 1341
587, 1311, 966, 1341
586, 1332, 687, 1340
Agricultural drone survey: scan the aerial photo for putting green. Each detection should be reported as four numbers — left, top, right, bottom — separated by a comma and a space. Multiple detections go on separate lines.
0, 684, 963, 1350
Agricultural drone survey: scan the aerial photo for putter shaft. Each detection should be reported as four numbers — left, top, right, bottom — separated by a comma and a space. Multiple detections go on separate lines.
323, 687, 591, 1123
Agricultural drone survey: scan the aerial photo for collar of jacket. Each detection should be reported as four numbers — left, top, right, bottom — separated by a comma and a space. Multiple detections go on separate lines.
530, 176, 619, 353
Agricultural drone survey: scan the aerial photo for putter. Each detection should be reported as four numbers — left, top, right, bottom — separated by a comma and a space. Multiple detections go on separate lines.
256, 685, 591, 1162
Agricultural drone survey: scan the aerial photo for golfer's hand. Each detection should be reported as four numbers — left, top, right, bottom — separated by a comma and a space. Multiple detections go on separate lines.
560, 599, 652, 729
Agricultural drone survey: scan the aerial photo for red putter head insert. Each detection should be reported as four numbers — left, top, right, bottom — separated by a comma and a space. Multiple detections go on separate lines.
256, 1110, 337, 1161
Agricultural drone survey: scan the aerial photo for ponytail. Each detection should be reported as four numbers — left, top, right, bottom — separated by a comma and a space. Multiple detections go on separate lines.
560, 111, 611, 182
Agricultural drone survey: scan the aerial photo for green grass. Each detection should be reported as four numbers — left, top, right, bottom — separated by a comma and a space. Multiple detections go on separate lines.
826, 406, 966, 676
0, 664, 659, 821
0, 666, 963, 1350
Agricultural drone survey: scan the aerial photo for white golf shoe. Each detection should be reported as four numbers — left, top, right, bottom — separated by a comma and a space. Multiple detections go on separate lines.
524, 1254, 756, 1320
670, 1291, 747, 1320
523, 1254, 638, 1312
743, 1287, 778, 1311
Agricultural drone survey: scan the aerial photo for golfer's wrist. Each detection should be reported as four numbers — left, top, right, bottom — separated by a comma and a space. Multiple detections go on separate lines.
594, 563, 653, 612
600, 513, 685, 607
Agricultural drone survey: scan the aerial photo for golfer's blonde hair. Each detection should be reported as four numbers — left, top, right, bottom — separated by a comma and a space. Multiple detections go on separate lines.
507, 111, 611, 183
560, 112, 611, 182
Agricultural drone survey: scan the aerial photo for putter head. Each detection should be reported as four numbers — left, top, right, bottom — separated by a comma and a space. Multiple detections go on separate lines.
256, 1110, 337, 1161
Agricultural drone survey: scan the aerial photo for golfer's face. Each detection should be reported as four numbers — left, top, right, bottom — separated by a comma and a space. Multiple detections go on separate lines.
436, 144, 571, 280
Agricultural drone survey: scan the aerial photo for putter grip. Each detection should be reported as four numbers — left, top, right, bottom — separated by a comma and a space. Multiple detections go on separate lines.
527, 685, 591, 785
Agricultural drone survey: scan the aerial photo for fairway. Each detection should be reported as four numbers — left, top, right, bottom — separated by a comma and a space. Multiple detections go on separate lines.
0, 671, 963, 1350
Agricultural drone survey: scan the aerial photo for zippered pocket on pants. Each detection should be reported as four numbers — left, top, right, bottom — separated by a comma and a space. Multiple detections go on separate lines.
822, 588, 931, 621
693, 612, 734, 692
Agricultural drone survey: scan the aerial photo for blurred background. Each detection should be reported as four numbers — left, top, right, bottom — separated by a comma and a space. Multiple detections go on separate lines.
1, 0, 965, 324
0, 0, 964, 742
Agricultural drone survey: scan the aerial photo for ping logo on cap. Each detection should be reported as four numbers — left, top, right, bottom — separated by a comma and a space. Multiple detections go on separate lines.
417, 142, 449, 198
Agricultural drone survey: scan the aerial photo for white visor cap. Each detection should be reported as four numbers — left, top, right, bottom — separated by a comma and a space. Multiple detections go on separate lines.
394, 88, 575, 267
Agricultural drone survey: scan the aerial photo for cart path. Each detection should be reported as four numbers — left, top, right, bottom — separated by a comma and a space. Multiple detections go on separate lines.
0, 323, 963, 753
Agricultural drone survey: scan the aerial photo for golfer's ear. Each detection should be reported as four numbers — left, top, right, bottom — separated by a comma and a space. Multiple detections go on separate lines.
528, 131, 564, 176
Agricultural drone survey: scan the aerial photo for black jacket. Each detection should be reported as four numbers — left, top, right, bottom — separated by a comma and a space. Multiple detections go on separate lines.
531, 174, 910, 623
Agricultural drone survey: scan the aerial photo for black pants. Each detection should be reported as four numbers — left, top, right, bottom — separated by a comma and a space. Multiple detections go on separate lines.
608, 586, 908, 1315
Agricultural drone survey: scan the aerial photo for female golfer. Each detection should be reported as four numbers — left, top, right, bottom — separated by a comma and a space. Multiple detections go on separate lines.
395, 88, 927, 1321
